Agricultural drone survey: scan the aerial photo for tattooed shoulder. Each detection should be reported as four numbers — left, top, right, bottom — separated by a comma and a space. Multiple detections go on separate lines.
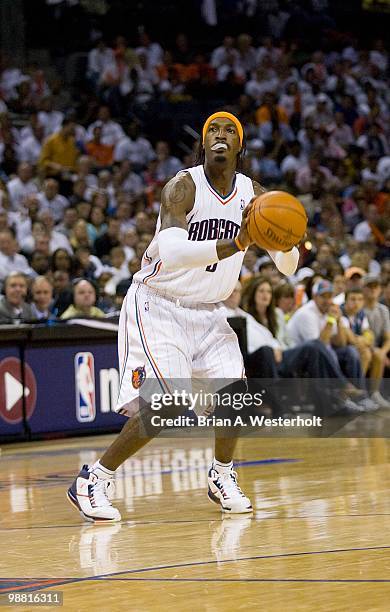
162, 172, 194, 209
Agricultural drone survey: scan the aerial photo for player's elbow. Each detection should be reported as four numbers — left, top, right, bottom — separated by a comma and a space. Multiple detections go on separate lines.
158, 228, 186, 272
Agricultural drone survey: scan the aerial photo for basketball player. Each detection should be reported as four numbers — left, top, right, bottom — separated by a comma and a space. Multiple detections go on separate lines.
67, 112, 300, 522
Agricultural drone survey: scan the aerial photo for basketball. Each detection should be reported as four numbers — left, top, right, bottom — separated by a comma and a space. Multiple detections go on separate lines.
247, 191, 307, 251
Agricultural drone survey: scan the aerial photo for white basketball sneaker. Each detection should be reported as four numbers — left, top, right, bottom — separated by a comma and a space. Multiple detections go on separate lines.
67, 464, 121, 523
207, 466, 253, 514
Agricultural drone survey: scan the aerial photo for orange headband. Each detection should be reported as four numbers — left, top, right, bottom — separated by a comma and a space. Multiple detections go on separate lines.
202, 111, 244, 146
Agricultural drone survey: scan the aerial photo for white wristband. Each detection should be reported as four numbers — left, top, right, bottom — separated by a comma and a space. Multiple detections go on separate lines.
267, 247, 299, 276
158, 227, 219, 271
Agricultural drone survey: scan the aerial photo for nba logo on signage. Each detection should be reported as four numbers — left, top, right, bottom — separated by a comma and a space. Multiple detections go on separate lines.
75, 352, 96, 422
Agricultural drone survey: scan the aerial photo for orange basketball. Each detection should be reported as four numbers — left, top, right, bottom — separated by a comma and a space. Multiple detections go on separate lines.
247, 190, 307, 251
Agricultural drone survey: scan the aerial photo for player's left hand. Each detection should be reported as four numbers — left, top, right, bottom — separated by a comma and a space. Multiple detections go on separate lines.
237, 200, 255, 249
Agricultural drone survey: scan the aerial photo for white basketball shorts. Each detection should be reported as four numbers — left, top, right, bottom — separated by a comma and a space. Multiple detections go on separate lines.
115, 281, 245, 417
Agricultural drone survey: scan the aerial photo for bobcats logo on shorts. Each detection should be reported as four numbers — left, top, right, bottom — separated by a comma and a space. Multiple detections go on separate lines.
132, 366, 146, 389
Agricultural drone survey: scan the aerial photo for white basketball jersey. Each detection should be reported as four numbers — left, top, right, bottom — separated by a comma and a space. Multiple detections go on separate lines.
133, 165, 254, 303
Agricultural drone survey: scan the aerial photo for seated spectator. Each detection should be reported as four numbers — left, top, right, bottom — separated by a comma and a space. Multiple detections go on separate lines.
353, 204, 385, 245
70, 219, 92, 251
287, 280, 373, 403
280, 140, 306, 176
38, 96, 64, 137
120, 227, 137, 262
55, 206, 78, 238
60, 278, 105, 319
104, 246, 129, 295
87, 206, 107, 244
274, 282, 296, 320
295, 153, 334, 193
73, 246, 103, 280
114, 160, 144, 200
114, 120, 155, 170
68, 178, 88, 207
154, 141, 182, 182
85, 124, 114, 170
38, 118, 79, 184
30, 251, 50, 276
87, 38, 115, 88
226, 279, 365, 415
341, 287, 389, 408
76, 201, 92, 221
0, 272, 33, 323
94, 216, 121, 260
86, 105, 124, 146
363, 272, 390, 374
0, 228, 33, 285
38, 210, 72, 253
51, 270, 72, 317
18, 123, 45, 166
30, 275, 55, 321
6, 162, 38, 211
73, 156, 98, 190
255, 92, 291, 140
210, 35, 236, 68
37, 178, 69, 223
240, 248, 259, 283
50, 247, 75, 276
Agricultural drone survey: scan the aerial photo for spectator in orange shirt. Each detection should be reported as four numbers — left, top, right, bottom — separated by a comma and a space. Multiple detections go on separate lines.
255, 92, 289, 126
85, 124, 114, 170
255, 92, 293, 143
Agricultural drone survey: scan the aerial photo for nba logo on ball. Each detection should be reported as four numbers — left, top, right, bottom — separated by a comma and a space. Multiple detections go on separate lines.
75, 352, 96, 422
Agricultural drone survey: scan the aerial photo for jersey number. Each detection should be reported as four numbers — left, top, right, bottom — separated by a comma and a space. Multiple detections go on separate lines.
205, 263, 218, 272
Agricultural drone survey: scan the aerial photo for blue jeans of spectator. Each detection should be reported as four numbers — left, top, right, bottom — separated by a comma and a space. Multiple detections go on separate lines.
278, 340, 348, 380
329, 345, 364, 388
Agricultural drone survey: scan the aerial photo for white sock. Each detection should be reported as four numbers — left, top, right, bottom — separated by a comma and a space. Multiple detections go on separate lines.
89, 460, 115, 479
213, 458, 233, 474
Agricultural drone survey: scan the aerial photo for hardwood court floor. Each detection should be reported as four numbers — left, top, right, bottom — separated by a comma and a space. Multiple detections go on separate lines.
1, 434, 390, 611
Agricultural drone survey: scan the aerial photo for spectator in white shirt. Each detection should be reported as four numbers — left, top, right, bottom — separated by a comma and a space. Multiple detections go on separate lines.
114, 160, 144, 199
30, 276, 54, 320
9, 194, 41, 244
18, 123, 45, 166
0, 228, 33, 284
72, 156, 98, 190
38, 210, 72, 254
353, 204, 381, 243
6, 162, 38, 211
155, 141, 182, 182
211, 36, 238, 68
295, 154, 334, 193
86, 105, 125, 146
114, 121, 155, 169
280, 140, 306, 175
136, 32, 163, 68
37, 178, 69, 223
38, 96, 64, 137
287, 280, 366, 384
87, 39, 115, 87
120, 227, 137, 262
236, 34, 257, 74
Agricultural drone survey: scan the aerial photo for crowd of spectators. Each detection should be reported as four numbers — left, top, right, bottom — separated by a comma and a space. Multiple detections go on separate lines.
0, 10, 389, 409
